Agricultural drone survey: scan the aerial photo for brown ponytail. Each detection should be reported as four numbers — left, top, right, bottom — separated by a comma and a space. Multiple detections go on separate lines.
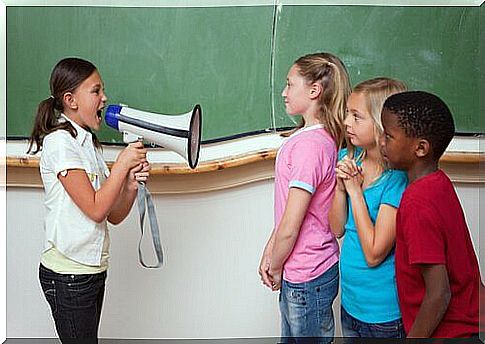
27, 96, 77, 154
27, 57, 101, 154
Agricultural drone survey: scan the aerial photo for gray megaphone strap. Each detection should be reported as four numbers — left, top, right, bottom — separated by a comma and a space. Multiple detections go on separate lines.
136, 182, 164, 268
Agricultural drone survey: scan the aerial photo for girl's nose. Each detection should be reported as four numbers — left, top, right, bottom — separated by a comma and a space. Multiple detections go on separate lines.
281, 86, 288, 97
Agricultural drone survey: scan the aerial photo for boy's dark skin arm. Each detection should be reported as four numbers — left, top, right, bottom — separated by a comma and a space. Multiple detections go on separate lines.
407, 264, 451, 338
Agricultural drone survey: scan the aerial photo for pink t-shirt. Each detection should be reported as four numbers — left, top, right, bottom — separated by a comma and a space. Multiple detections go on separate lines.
274, 125, 339, 283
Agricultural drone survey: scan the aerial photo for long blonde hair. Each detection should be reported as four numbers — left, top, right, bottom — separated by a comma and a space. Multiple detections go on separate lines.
291, 52, 351, 149
347, 77, 408, 166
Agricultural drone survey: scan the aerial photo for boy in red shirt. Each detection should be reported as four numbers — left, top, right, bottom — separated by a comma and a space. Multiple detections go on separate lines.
380, 91, 480, 338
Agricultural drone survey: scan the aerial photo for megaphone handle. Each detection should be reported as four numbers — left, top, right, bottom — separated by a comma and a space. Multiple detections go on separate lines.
136, 181, 164, 268
124, 131, 143, 144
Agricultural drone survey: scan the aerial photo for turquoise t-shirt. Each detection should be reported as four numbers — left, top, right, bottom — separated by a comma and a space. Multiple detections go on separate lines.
339, 148, 408, 323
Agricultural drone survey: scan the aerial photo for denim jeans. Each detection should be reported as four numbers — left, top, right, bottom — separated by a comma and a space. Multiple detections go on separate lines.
341, 306, 405, 341
279, 262, 339, 344
39, 263, 107, 343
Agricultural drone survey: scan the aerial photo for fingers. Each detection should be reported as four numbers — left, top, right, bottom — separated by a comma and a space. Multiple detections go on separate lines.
335, 167, 350, 180
349, 159, 363, 175
118, 144, 148, 171
134, 173, 149, 182
336, 158, 362, 178
338, 160, 358, 176
272, 281, 281, 291
270, 273, 281, 291
133, 162, 151, 182
335, 158, 364, 193
127, 143, 147, 161
131, 162, 150, 173
130, 163, 144, 173
261, 270, 273, 289
259, 258, 282, 291
127, 141, 144, 149
127, 141, 147, 154
259, 259, 274, 289
140, 162, 151, 172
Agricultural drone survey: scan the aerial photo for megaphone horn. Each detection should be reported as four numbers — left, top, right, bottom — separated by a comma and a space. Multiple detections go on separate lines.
105, 104, 202, 169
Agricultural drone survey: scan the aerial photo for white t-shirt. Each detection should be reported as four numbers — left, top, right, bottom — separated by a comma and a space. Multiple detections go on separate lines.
40, 114, 111, 266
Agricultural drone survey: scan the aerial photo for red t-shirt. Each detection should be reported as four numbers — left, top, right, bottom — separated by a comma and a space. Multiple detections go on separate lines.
395, 170, 479, 338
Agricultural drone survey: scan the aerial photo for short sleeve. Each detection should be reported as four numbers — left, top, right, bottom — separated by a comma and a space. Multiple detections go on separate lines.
399, 199, 446, 265
288, 138, 331, 194
381, 170, 408, 208
43, 131, 85, 176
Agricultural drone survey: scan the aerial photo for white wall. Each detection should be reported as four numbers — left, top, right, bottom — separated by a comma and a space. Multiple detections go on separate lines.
7, 180, 281, 339
6, 179, 483, 339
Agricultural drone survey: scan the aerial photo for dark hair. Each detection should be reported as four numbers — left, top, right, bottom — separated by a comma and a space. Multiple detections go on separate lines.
383, 90, 455, 160
27, 57, 101, 154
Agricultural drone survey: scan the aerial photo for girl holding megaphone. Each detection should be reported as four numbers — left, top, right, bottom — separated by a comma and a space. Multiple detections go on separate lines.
27, 57, 150, 343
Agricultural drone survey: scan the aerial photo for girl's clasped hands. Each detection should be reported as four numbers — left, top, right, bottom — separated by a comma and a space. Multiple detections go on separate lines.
335, 156, 363, 194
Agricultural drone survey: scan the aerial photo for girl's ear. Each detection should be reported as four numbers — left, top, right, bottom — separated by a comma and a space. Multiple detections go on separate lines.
415, 138, 430, 158
309, 83, 322, 100
63, 92, 78, 110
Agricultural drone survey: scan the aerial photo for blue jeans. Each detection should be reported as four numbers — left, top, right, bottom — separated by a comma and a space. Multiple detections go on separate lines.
39, 263, 107, 343
279, 262, 339, 344
341, 306, 405, 341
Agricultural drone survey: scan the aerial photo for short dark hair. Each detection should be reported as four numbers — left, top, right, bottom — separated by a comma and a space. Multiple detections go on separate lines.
383, 91, 455, 160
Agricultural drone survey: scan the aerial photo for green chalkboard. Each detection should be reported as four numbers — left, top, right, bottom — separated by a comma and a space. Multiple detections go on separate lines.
272, 6, 482, 132
6, 5, 483, 144
7, 6, 274, 143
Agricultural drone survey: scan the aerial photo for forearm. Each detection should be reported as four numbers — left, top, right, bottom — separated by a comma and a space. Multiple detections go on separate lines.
108, 181, 138, 225
329, 189, 347, 238
269, 188, 310, 275
264, 229, 277, 255
270, 221, 300, 273
407, 289, 450, 337
90, 164, 130, 222
348, 190, 379, 264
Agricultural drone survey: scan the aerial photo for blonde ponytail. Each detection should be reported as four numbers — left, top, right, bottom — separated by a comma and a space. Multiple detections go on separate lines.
294, 52, 351, 149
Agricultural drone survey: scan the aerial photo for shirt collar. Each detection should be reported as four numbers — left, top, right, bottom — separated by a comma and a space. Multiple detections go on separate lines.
59, 113, 92, 145
290, 123, 324, 138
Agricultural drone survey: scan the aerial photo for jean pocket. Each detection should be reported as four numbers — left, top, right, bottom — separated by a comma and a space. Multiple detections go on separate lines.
66, 274, 96, 293
40, 279, 57, 314
59, 274, 102, 310
283, 283, 307, 306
